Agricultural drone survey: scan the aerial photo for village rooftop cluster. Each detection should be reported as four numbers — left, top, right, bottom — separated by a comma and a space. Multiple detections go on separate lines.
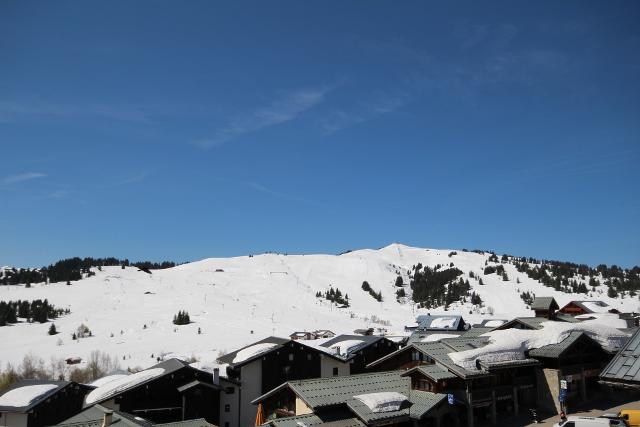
1, 297, 639, 427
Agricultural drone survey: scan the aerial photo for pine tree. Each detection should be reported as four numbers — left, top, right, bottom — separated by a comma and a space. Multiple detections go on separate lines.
48, 324, 57, 335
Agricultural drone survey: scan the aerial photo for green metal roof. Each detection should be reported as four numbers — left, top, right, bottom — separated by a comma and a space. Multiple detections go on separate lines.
400, 365, 458, 382
460, 327, 493, 338
601, 327, 640, 385
288, 371, 409, 409
55, 404, 153, 427
346, 397, 410, 424
528, 331, 587, 358
267, 414, 365, 427
408, 390, 447, 419
531, 297, 559, 311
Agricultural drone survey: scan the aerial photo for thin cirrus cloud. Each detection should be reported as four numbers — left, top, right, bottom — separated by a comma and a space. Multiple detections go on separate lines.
193, 87, 330, 149
3, 172, 47, 185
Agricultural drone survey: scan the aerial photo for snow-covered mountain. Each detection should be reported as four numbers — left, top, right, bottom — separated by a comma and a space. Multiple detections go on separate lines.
1, 243, 637, 371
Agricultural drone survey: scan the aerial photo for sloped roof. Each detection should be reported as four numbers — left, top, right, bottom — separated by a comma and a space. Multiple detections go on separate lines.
266, 413, 365, 427
0, 380, 92, 413
217, 336, 290, 366
400, 365, 457, 381
345, 396, 410, 424
600, 327, 640, 386
406, 330, 461, 345
531, 297, 559, 311
55, 404, 153, 426
408, 390, 447, 419
415, 315, 464, 331
528, 331, 587, 358
460, 327, 494, 338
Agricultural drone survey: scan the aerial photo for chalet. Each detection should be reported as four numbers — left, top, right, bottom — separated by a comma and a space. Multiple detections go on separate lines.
56, 403, 214, 426
289, 331, 314, 341
490, 315, 578, 332
558, 300, 614, 316
366, 338, 539, 427
0, 380, 93, 427
531, 297, 559, 318
600, 327, 640, 389
313, 329, 335, 339
405, 315, 467, 332
528, 331, 617, 414
252, 371, 457, 426
217, 335, 400, 427
83, 358, 239, 427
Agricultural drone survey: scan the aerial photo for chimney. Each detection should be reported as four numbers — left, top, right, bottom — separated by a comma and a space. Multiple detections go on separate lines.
101, 409, 114, 427
213, 367, 219, 385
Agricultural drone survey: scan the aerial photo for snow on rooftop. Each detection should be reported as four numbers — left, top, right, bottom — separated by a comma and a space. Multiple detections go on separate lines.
232, 343, 279, 364
581, 301, 610, 313
0, 384, 58, 408
328, 339, 365, 356
484, 320, 505, 327
353, 391, 408, 413
88, 374, 128, 388
575, 313, 627, 328
85, 368, 165, 405
429, 317, 458, 329
421, 333, 460, 342
449, 320, 630, 371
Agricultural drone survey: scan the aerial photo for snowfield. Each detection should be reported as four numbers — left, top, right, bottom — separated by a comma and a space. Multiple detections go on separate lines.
0, 244, 636, 373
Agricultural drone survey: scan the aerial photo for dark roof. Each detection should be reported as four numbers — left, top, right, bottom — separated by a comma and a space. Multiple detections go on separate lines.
0, 380, 92, 413
531, 297, 559, 311
85, 358, 210, 406
400, 365, 458, 381
406, 331, 461, 345
415, 315, 464, 331
600, 327, 640, 386
55, 404, 153, 426
409, 390, 447, 419
176, 380, 222, 393
266, 413, 365, 427
460, 327, 494, 338
528, 331, 586, 358
317, 334, 393, 361
475, 319, 508, 327
216, 336, 290, 366
492, 317, 551, 331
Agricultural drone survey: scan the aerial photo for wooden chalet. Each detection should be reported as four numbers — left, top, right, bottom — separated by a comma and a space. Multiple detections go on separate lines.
217, 335, 400, 427
530, 297, 559, 319
84, 358, 237, 426
252, 371, 458, 427
366, 338, 539, 427
0, 380, 93, 427
558, 300, 613, 316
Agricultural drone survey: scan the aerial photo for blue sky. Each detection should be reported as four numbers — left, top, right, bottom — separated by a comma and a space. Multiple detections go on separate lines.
1, 1, 639, 268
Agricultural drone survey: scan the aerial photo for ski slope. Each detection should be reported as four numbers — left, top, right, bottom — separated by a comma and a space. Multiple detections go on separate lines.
0, 244, 636, 372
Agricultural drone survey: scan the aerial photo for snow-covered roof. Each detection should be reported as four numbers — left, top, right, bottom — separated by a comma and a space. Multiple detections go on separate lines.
0, 384, 58, 409
353, 392, 408, 413
328, 339, 366, 356
415, 315, 464, 331
448, 320, 630, 371
85, 368, 166, 405
420, 333, 461, 343
232, 343, 280, 364
88, 374, 128, 388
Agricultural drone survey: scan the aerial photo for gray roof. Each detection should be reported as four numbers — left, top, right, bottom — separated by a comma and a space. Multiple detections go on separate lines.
415, 315, 464, 331
531, 297, 559, 311
346, 397, 410, 424
55, 404, 153, 426
217, 336, 290, 366
267, 414, 365, 427
475, 319, 509, 328
400, 365, 458, 381
318, 335, 391, 361
155, 420, 213, 427
406, 330, 461, 345
528, 331, 586, 358
409, 390, 447, 419
460, 327, 494, 338
600, 327, 640, 386
0, 380, 92, 413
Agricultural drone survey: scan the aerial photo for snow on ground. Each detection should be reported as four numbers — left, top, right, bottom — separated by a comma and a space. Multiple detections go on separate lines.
353, 391, 408, 413
0, 384, 58, 408
85, 368, 165, 405
1, 244, 637, 373
449, 320, 631, 370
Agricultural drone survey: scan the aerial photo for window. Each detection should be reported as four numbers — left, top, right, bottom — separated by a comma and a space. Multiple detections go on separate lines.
224, 404, 230, 412
288, 353, 294, 361
333, 367, 339, 376
307, 353, 312, 361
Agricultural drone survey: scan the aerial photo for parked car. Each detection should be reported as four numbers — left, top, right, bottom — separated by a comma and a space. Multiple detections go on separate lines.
554, 416, 627, 427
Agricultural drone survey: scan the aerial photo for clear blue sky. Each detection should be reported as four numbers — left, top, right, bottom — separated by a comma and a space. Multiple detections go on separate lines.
1, 1, 638, 268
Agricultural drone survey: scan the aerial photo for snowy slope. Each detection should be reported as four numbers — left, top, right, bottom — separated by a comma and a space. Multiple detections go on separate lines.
0, 244, 636, 372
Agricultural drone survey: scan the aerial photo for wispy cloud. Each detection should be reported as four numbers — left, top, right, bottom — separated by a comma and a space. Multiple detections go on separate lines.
320, 92, 410, 134
117, 171, 150, 186
3, 172, 47, 185
193, 87, 330, 149
246, 181, 326, 208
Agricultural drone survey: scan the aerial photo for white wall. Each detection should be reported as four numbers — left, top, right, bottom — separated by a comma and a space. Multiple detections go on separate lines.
239, 360, 262, 427
319, 356, 350, 378
219, 382, 240, 427
0, 412, 28, 427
